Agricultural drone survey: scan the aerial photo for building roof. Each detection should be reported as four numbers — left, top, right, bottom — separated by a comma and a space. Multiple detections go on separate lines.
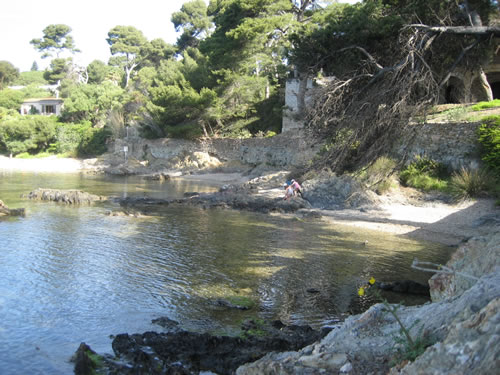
22, 98, 64, 104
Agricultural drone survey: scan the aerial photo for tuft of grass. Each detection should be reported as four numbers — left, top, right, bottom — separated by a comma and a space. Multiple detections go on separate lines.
448, 167, 495, 200
470, 99, 500, 111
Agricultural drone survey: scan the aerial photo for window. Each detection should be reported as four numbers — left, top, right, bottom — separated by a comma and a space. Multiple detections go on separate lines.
44, 105, 55, 114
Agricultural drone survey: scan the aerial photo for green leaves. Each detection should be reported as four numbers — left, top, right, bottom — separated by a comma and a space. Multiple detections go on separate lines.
30, 24, 80, 59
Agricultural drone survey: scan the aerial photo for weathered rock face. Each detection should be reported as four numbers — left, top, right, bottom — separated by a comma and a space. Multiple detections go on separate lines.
236, 231, 500, 375
109, 130, 320, 174
25, 188, 107, 204
429, 232, 500, 302
302, 172, 379, 210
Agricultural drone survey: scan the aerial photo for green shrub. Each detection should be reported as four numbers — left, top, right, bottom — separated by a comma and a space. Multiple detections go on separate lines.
77, 123, 110, 157
477, 115, 500, 177
399, 156, 449, 192
470, 99, 500, 111
449, 167, 495, 200
0, 115, 58, 155
164, 122, 204, 140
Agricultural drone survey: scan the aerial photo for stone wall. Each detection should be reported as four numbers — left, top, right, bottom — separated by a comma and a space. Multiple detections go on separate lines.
113, 130, 321, 170
394, 121, 482, 170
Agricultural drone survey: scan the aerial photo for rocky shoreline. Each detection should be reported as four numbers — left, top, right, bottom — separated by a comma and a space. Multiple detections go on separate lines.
2, 142, 499, 374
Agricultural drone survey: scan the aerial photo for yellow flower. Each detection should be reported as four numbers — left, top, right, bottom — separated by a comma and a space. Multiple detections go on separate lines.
358, 287, 365, 296
369, 277, 376, 285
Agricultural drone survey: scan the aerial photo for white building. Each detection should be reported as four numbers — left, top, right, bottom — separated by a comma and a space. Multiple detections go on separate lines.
20, 98, 63, 116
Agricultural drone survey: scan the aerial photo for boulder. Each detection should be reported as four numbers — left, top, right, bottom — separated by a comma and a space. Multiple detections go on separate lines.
25, 188, 107, 204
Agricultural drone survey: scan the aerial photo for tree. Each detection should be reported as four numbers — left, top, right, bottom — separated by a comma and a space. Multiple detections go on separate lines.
43, 58, 72, 84
30, 24, 80, 59
61, 82, 125, 125
87, 60, 110, 84
171, 0, 213, 50
301, 0, 500, 173
107, 26, 149, 88
31, 61, 39, 71
0, 61, 20, 89
141, 38, 177, 68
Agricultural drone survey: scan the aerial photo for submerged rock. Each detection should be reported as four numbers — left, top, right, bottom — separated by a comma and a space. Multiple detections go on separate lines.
75, 319, 325, 375
25, 188, 107, 204
0, 199, 25, 216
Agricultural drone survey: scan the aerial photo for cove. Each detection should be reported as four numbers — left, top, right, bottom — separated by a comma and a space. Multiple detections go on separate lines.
0, 171, 454, 374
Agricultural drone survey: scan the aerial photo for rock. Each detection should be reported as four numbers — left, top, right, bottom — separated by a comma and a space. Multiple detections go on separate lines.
0, 199, 25, 216
429, 232, 500, 302
375, 280, 430, 296
25, 188, 106, 204
71, 342, 99, 375
105, 320, 324, 375
236, 232, 500, 375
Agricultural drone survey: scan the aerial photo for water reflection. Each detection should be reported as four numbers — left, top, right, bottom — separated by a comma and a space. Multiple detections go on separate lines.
0, 172, 454, 374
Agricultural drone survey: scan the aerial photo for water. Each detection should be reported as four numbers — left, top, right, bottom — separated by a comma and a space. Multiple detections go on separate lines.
0, 171, 454, 374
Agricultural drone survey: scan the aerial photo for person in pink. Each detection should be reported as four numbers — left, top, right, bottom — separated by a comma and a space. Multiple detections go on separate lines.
290, 179, 303, 198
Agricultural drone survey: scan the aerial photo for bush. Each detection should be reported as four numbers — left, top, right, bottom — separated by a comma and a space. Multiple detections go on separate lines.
399, 156, 449, 192
0, 115, 58, 155
477, 115, 500, 177
449, 167, 495, 200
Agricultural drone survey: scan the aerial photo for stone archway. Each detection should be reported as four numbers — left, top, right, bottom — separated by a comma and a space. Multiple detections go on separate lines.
442, 76, 465, 104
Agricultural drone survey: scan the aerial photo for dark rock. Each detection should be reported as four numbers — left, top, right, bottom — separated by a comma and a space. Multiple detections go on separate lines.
72, 342, 98, 375
25, 188, 106, 205
376, 280, 430, 296
104, 320, 324, 375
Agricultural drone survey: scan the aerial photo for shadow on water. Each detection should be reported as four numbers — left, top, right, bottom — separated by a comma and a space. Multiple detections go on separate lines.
0, 172, 458, 374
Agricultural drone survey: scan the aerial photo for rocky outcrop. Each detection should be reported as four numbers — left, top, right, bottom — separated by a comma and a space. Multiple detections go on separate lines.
429, 232, 500, 301
236, 231, 500, 374
25, 188, 107, 204
118, 184, 311, 214
0, 199, 25, 216
75, 320, 326, 375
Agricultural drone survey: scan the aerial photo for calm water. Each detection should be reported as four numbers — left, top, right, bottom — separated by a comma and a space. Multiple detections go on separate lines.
0, 171, 454, 374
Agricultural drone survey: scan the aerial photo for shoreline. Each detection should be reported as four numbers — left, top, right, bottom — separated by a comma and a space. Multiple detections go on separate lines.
2, 155, 498, 246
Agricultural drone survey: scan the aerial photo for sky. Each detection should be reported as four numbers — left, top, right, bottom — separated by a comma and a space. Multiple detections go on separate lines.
0, 0, 361, 73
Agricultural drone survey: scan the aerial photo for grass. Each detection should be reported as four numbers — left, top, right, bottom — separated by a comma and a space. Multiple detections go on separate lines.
399, 156, 449, 193
448, 167, 496, 201
470, 99, 500, 111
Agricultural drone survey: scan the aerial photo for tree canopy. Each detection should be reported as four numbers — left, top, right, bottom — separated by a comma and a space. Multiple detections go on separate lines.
30, 24, 80, 59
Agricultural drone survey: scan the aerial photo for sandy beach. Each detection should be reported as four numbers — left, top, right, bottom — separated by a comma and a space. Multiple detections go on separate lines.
0, 156, 84, 173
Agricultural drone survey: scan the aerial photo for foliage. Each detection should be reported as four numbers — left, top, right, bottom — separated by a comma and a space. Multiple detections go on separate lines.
0, 89, 25, 110
172, 0, 213, 50
61, 82, 126, 126
107, 25, 148, 87
0, 115, 58, 155
471, 99, 500, 111
86, 60, 110, 84
12, 70, 48, 86
43, 58, 72, 84
399, 156, 449, 192
477, 115, 500, 176
448, 167, 496, 200
0, 61, 20, 89
30, 24, 80, 59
